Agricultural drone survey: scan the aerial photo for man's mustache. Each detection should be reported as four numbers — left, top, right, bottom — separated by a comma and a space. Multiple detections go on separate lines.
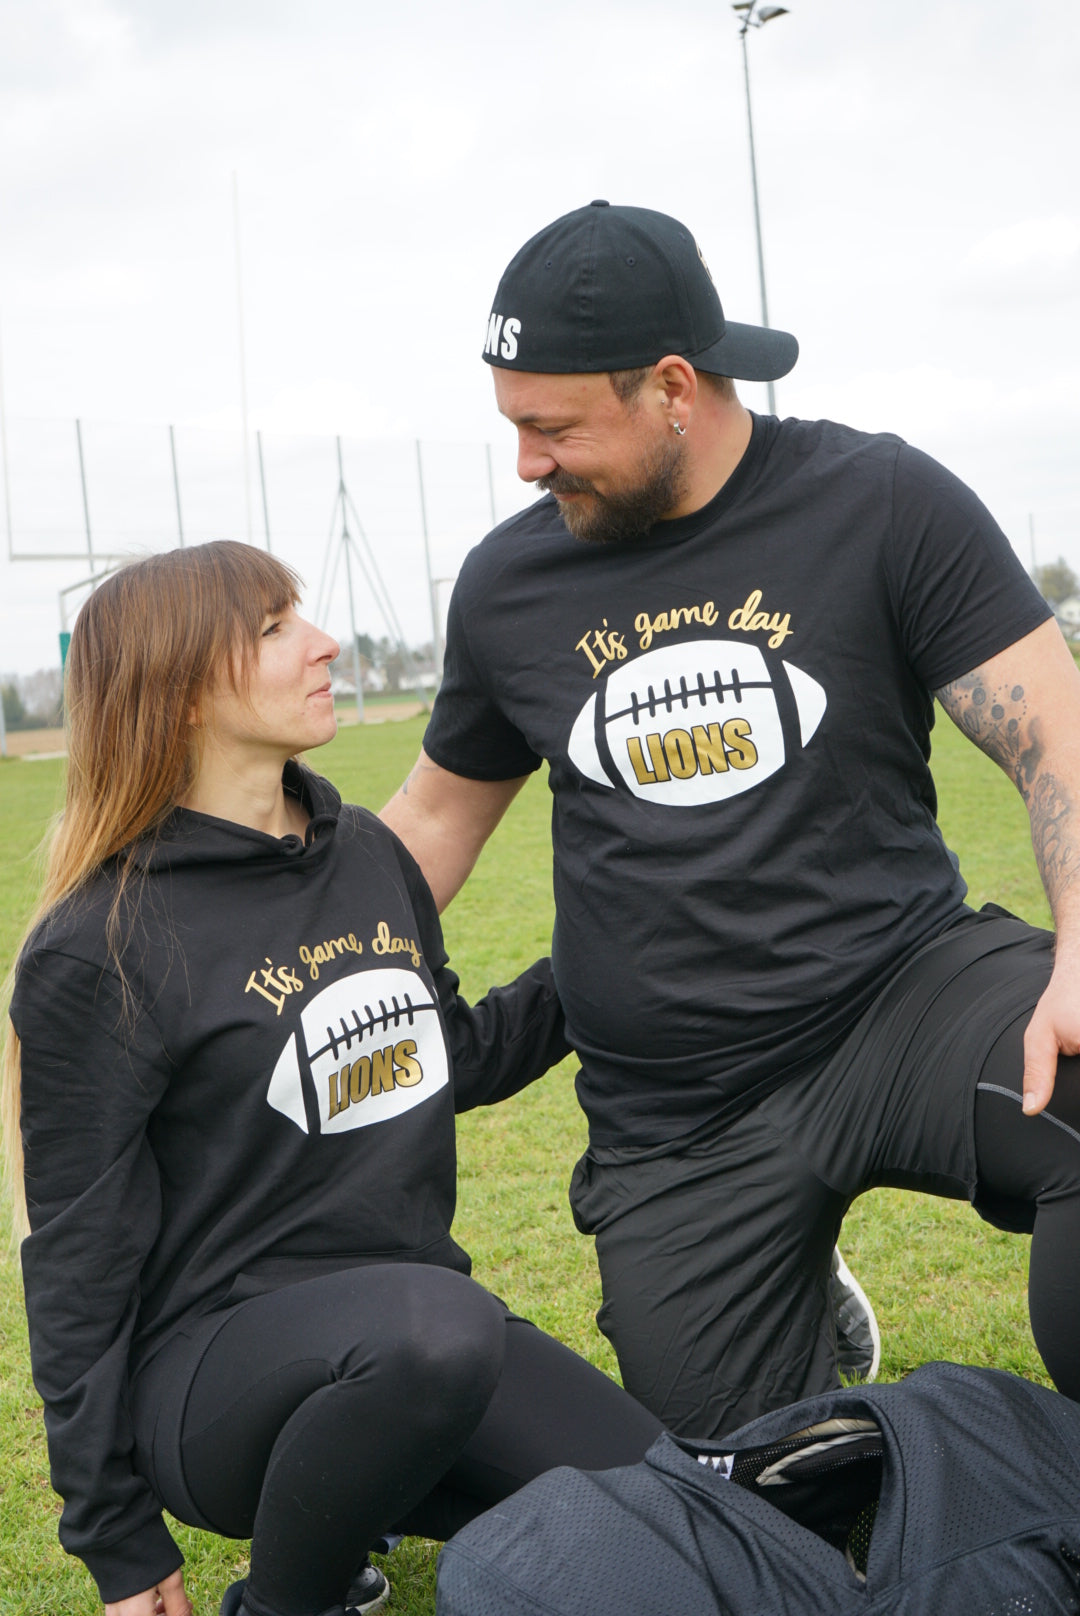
537, 470, 599, 497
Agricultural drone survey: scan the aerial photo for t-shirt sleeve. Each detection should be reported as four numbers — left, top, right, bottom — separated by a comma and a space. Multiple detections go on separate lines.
887, 444, 1052, 689
11, 950, 182, 1603
423, 574, 543, 781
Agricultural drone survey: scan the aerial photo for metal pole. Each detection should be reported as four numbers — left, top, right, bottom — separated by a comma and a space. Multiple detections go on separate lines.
485, 441, 498, 529
75, 418, 94, 568
414, 440, 442, 674
0, 675, 7, 758
257, 429, 272, 553
232, 171, 254, 544
739, 18, 776, 415
0, 311, 13, 562
337, 437, 364, 724
169, 424, 185, 546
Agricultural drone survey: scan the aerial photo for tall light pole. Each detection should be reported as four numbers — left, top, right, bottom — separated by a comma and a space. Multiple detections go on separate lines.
733, 1, 788, 415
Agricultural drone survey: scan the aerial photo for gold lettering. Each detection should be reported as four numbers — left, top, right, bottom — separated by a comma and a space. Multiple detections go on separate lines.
626, 736, 658, 785
349, 1057, 371, 1104
727, 589, 763, 633
637, 599, 720, 649
692, 723, 728, 774
327, 1068, 343, 1118
371, 920, 421, 967
371, 1047, 396, 1095
575, 631, 606, 677
298, 935, 363, 982
722, 718, 758, 769
727, 591, 793, 647
245, 970, 286, 1014
645, 732, 670, 782
394, 1040, 423, 1086
664, 729, 697, 779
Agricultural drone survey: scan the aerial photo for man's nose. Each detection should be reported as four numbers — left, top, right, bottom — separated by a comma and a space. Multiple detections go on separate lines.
516, 432, 558, 484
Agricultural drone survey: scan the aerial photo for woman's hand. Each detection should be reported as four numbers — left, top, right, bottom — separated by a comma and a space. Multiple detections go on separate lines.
105, 1568, 192, 1616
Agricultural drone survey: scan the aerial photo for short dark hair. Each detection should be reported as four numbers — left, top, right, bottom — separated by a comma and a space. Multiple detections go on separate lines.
608, 367, 737, 406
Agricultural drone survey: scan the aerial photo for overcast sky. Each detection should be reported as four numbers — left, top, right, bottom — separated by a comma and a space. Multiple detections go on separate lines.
1, 0, 1078, 675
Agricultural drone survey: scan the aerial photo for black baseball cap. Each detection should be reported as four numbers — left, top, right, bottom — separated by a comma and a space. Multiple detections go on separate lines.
482, 200, 797, 383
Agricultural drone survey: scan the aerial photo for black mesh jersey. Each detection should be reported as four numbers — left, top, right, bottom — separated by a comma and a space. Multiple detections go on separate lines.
438, 1362, 1080, 1616
425, 414, 1051, 1147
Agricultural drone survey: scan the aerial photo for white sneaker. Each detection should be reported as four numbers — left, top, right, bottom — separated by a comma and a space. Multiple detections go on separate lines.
831, 1248, 881, 1382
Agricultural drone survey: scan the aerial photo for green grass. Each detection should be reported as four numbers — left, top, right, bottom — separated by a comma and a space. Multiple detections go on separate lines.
0, 710, 1052, 1613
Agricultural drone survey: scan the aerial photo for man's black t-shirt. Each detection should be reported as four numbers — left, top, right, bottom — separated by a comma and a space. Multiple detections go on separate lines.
424, 415, 1051, 1146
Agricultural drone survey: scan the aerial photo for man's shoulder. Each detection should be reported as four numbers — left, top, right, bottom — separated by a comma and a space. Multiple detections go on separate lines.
455, 492, 574, 596
773, 413, 906, 465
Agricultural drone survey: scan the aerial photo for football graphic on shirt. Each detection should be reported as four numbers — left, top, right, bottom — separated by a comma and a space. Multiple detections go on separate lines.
266, 967, 449, 1134
567, 639, 826, 806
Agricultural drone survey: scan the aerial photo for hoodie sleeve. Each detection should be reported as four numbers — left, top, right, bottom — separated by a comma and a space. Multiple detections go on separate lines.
11, 948, 183, 1603
394, 844, 573, 1112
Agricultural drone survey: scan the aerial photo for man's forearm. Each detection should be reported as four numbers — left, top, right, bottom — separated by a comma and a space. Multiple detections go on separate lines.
935, 621, 1080, 1111
380, 749, 529, 913
935, 642, 1080, 932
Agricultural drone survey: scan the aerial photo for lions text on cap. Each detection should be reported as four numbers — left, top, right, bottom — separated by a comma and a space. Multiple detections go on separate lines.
485, 312, 521, 362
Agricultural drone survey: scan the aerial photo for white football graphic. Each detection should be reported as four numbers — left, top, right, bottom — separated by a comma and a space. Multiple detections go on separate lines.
266, 966, 448, 1134
568, 639, 826, 806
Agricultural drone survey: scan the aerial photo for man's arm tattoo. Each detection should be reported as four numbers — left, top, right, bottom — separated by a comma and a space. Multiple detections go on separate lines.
934, 671, 1041, 789
935, 668, 1080, 910
400, 759, 439, 797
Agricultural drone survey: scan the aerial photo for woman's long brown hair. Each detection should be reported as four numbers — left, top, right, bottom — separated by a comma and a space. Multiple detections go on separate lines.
2, 541, 302, 1237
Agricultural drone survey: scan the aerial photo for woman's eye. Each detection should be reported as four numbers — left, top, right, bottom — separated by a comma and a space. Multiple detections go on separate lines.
262, 620, 281, 637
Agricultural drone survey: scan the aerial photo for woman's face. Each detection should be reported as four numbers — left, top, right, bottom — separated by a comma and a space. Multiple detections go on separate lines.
206, 606, 341, 760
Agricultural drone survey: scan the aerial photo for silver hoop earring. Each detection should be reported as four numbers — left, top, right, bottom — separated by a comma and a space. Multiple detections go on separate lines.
672, 421, 687, 436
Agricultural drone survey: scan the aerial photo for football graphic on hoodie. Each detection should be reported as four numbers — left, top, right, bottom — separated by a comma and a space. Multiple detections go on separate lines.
266, 967, 449, 1134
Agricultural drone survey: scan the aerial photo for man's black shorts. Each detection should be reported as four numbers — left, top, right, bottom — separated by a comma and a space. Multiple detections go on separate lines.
569, 907, 1055, 1437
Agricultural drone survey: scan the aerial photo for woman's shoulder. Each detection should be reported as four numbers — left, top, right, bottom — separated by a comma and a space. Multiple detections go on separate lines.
19, 867, 118, 968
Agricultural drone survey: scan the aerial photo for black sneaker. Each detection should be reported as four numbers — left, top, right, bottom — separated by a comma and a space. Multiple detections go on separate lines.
346, 1559, 391, 1614
831, 1248, 881, 1382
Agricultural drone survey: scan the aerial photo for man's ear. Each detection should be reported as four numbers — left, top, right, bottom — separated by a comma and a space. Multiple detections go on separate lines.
651, 355, 698, 422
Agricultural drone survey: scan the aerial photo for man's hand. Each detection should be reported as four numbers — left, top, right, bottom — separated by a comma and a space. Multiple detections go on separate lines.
105, 1568, 192, 1616
1023, 952, 1080, 1114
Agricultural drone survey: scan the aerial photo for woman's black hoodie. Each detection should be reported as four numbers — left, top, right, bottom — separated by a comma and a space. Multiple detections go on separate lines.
10, 764, 569, 1599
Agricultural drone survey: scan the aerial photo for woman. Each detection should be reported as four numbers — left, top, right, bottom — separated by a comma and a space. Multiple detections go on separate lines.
2, 542, 661, 1616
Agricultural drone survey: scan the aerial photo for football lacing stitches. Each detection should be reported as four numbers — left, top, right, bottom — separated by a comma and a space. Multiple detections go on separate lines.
608, 670, 773, 727
310, 993, 430, 1062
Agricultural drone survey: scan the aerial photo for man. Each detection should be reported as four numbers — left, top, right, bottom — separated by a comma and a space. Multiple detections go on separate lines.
382, 201, 1080, 1439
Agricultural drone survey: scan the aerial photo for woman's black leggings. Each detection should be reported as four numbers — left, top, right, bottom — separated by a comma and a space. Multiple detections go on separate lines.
974, 1017, 1080, 1401
131, 1264, 662, 1616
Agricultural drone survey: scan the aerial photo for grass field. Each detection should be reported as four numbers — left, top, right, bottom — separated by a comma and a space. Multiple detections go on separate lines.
0, 711, 1054, 1615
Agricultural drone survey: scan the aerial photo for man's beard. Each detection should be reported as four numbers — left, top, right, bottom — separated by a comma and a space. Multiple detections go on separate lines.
537, 437, 687, 544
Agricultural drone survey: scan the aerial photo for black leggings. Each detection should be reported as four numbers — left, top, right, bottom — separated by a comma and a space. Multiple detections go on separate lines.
132, 1264, 661, 1616
974, 1018, 1080, 1401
